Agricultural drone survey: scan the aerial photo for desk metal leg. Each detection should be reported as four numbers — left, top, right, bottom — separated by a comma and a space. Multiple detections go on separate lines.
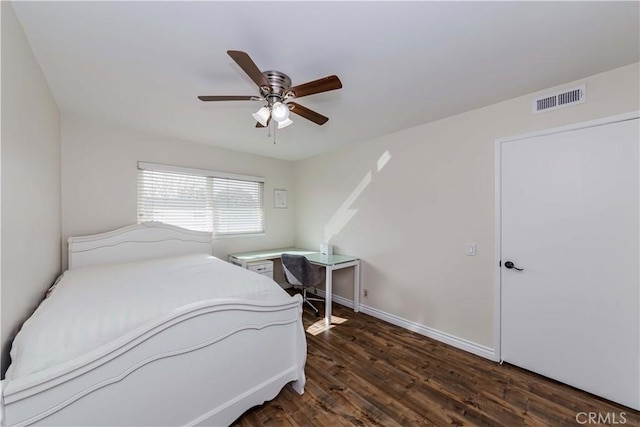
354, 260, 360, 312
325, 266, 333, 325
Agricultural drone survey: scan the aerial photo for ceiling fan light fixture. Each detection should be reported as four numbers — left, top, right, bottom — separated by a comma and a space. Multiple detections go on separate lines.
252, 106, 270, 127
277, 118, 293, 129
271, 102, 290, 122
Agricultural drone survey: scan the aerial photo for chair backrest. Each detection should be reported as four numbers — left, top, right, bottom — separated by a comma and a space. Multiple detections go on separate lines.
281, 254, 324, 287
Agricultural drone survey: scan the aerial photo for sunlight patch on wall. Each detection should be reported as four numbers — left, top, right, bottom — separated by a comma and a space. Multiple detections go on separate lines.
324, 171, 372, 242
323, 150, 392, 243
377, 150, 392, 172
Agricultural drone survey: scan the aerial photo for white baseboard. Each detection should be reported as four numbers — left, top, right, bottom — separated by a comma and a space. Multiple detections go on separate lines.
313, 289, 354, 310
313, 290, 495, 361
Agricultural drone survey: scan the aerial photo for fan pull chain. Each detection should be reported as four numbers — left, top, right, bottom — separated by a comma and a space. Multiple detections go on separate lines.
272, 119, 277, 144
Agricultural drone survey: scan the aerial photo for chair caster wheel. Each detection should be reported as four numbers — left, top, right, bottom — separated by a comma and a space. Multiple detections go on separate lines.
315, 312, 320, 318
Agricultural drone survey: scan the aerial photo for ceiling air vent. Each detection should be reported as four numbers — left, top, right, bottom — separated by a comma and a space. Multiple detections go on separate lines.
533, 84, 586, 114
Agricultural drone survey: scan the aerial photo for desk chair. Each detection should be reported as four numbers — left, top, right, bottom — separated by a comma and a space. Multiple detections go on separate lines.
281, 253, 325, 317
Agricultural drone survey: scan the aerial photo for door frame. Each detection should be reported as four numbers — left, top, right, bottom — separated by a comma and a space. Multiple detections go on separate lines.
493, 111, 639, 362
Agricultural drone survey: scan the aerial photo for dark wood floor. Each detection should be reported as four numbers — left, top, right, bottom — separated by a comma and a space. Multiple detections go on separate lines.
233, 301, 639, 426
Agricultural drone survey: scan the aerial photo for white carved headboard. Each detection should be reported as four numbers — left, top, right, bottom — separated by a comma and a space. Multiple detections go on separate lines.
68, 222, 213, 269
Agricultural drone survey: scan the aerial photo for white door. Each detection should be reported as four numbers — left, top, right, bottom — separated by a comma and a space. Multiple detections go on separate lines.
500, 118, 639, 409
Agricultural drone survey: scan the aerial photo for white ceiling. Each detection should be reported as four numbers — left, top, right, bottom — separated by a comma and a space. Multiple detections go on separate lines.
12, 1, 640, 161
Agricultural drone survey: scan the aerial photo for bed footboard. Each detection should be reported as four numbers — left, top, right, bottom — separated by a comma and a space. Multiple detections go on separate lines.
3, 296, 306, 427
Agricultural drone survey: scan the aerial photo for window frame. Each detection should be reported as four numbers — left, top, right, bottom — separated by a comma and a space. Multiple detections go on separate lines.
137, 161, 266, 238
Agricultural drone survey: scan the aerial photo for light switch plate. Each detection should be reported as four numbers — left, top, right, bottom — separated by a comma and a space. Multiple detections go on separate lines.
466, 243, 476, 256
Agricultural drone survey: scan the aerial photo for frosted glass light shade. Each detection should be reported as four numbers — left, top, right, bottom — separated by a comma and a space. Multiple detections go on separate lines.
271, 102, 290, 122
252, 107, 270, 127
277, 118, 293, 129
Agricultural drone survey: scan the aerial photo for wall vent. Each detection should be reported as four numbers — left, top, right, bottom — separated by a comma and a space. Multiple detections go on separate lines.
533, 84, 586, 114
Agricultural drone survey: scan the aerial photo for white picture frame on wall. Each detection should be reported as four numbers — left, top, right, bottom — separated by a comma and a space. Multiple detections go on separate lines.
274, 189, 287, 209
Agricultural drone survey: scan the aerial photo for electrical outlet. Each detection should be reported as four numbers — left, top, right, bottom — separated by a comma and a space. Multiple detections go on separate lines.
364, 289, 369, 298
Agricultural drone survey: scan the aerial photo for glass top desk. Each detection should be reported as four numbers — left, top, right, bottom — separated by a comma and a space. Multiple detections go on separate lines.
228, 248, 360, 324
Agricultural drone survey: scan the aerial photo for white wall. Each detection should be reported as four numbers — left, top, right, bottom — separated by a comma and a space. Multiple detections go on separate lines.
3, 6, 637, 378
61, 116, 295, 268
1, 2, 61, 377
294, 63, 640, 351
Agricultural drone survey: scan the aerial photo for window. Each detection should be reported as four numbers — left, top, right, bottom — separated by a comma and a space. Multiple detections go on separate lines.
137, 162, 264, 236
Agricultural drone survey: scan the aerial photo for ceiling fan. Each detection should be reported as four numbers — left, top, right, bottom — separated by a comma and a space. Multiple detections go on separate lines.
198, 50, 342, 130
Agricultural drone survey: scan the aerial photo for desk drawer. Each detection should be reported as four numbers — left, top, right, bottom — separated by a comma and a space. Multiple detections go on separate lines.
247, 260, 273, 274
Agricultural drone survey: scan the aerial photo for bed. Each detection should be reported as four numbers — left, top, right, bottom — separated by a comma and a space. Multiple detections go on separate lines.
1, 222, 307, 426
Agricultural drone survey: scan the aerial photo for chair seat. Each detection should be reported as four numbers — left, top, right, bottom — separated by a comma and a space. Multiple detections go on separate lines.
282, 254, 326, 317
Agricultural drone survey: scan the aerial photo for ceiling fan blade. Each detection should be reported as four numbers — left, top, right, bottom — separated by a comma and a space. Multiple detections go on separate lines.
288, 102, 329, 125
198, 95, 257, 101
285, 75, 342, 99
227, 50, 269, 89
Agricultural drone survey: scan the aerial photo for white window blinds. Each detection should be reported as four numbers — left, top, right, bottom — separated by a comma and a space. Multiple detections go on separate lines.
212, 177, 264, 235
137, 162, 264, 236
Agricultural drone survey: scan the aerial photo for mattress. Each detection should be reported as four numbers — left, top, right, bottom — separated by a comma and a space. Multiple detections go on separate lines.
6, 254, 290, 381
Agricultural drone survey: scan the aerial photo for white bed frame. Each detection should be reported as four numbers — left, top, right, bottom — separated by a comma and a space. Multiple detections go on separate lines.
2, 222, 306, 426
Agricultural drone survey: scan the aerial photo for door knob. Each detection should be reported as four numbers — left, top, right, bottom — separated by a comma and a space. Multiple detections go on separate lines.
504, 261, 524, 271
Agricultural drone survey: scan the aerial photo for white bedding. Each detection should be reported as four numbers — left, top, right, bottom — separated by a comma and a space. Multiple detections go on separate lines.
6, 254, 290, 381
